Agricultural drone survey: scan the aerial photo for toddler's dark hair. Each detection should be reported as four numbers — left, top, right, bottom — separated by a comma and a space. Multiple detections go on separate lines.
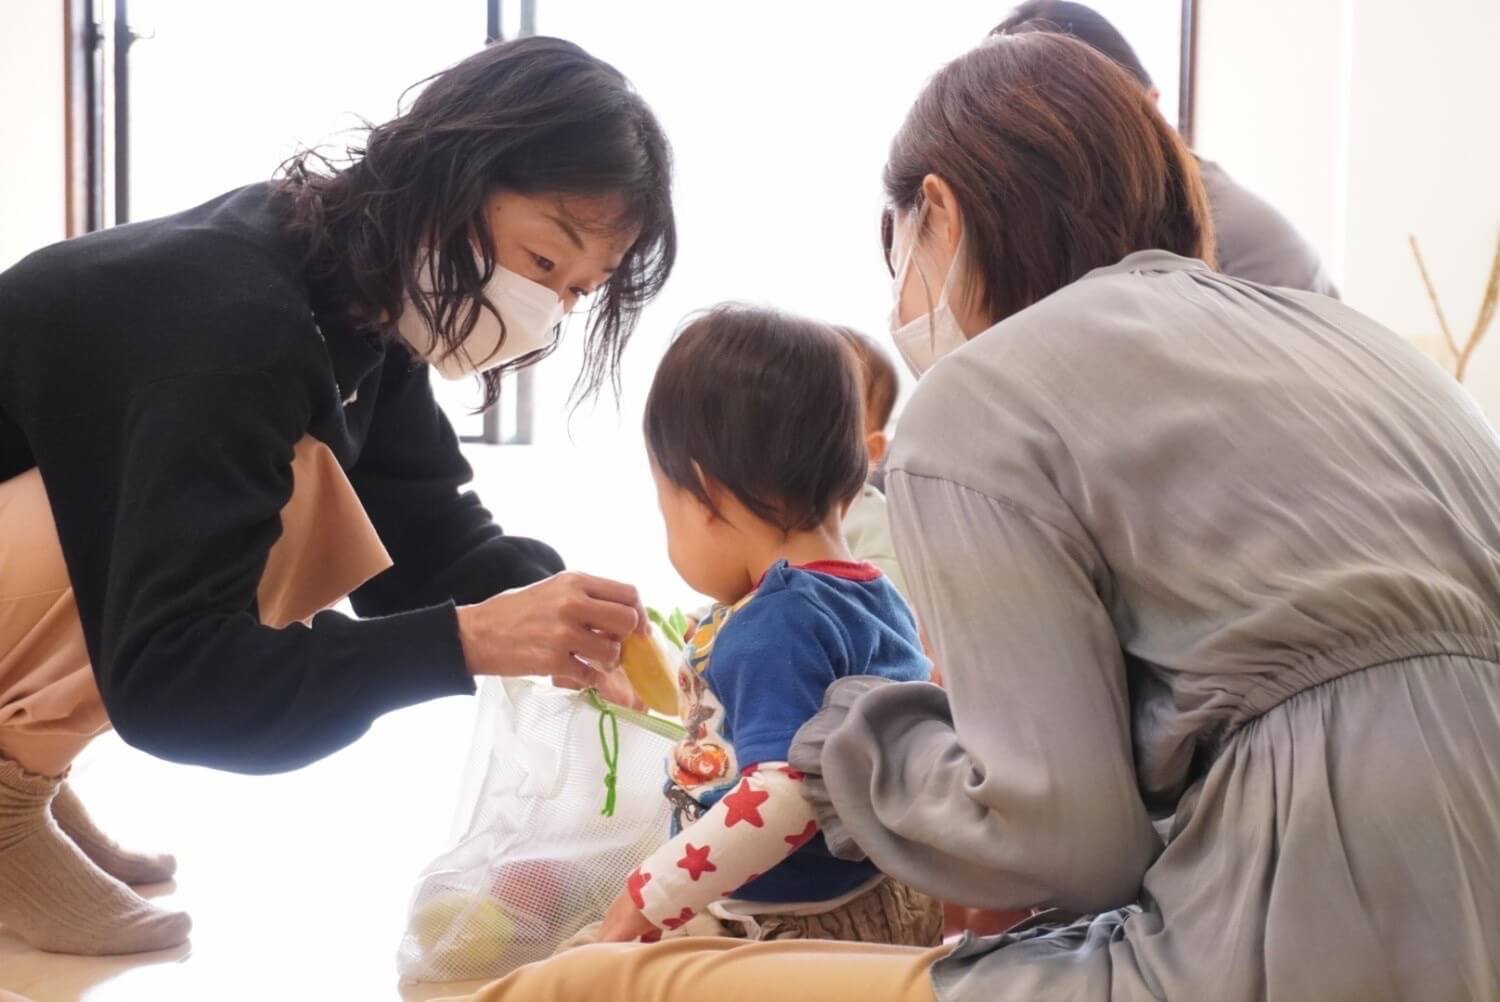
645, 304, 868, 534
834, 326, 899, 431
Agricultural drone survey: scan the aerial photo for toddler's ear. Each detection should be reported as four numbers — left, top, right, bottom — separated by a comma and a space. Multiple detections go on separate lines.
689, 461, 727, 523
865, 430, 889, 467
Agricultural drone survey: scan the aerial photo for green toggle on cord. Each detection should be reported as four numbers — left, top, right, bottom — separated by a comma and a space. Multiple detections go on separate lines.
586, 609, 692, 817
595, 694, 621, 817
583, 687, 687, 818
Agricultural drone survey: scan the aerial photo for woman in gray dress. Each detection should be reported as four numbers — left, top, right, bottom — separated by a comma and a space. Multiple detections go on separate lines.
465, 31, 1499, 1002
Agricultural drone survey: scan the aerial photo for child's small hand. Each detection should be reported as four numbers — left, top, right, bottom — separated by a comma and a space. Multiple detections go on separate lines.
598, 887, 659, 943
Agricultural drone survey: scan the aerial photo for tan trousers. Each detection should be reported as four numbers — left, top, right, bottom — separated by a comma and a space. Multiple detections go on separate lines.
0, 439, 391, 776
456, 937, 948, 1002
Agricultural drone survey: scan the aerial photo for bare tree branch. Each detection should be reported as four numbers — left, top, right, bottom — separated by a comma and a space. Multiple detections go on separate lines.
1409, 234, 1462, 368
1456, 231, 1500, 382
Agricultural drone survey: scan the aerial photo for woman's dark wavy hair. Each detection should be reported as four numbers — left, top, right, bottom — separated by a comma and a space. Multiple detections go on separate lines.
278, 36, 676, 406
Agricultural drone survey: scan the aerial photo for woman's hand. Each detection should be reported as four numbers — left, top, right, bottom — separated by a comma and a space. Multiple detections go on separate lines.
942, 903, 1033, 938
598, 887, 658, 943
456, 571, 646, 685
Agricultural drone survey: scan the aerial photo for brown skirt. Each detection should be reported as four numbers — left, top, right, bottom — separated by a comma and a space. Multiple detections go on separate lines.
0, 437, 392, 776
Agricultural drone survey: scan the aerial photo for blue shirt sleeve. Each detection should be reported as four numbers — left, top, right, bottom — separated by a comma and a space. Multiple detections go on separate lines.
705, 590, 845, 767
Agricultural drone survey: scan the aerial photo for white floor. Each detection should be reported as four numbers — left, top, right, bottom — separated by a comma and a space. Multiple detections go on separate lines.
0, 700, 492, 1001
0, 436, 703, 1001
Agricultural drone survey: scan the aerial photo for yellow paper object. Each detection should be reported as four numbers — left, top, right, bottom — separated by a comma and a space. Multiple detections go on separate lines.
619, 628, 680, 716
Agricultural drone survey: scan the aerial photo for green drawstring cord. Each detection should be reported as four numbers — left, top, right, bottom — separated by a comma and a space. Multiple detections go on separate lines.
582, 688, 686, 819
587, 690, 622, 817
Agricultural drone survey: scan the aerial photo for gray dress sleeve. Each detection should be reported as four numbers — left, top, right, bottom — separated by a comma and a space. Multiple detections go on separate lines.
792, 470, 1160, 913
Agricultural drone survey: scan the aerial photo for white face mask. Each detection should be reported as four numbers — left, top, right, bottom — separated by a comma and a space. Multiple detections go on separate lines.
396, 250, 566, 381
888, 207, 968, 378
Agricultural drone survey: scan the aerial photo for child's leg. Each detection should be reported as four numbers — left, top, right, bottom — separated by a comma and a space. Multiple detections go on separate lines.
459, 937, 949, 1002
746, 877, 943, 946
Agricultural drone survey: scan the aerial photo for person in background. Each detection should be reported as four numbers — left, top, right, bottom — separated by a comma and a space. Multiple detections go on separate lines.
994, 0, 1340, 298
833, 327, 909, 601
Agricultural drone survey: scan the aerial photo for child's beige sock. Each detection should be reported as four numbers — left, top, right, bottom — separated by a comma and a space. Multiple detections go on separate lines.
0, 757, 191, 955
51, 781, 177, 886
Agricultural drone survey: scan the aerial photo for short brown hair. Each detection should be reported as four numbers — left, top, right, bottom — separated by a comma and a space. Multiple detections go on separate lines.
644, 305, 868, 534
881, 32, 1212, 326
834, 327, 899, 432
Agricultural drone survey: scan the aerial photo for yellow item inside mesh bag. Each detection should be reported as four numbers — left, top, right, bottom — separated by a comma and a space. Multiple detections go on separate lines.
410, 891, 514, 972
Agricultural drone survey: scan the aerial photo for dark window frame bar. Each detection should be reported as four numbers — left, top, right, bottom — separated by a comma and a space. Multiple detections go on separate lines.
466, 0, 539, 446
1178, 0, 1199, 144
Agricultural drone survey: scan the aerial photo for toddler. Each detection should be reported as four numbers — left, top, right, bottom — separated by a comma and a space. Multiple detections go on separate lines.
598, 305, 940, 946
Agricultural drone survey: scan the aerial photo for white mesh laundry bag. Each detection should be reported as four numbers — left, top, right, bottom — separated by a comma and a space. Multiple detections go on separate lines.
398, 676, 680, 983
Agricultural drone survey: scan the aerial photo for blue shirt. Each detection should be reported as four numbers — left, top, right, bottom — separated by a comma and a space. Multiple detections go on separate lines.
668, 559, 930, 903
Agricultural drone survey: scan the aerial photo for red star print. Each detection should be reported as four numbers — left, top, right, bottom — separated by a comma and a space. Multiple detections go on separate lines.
784, 820, 818, 850
676, 843, 718, 882
641, 929, 662, 943
627, 868, 652, 909
661, 908, 696, 931
721, 778, 771, 828
781, 766, 806, 780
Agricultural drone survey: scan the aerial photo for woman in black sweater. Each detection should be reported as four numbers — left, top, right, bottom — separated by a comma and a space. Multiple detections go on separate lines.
0, 36, 674, 955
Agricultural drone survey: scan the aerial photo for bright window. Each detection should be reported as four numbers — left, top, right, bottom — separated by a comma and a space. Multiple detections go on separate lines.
120, 0, 1185, 612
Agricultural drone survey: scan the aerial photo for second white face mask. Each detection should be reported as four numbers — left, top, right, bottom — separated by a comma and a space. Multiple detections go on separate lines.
396, 250, 566, 381
888, 207, 968, 378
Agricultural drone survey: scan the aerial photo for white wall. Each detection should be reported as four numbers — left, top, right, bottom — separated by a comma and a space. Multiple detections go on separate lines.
1194, 0, 1350, 275
1341, 0, 1500, 405
1195, 0, 1500, 413
0, 0, 67, 269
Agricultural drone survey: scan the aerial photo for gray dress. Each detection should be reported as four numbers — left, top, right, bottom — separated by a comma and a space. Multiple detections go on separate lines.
789, 251, 1500, 1001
